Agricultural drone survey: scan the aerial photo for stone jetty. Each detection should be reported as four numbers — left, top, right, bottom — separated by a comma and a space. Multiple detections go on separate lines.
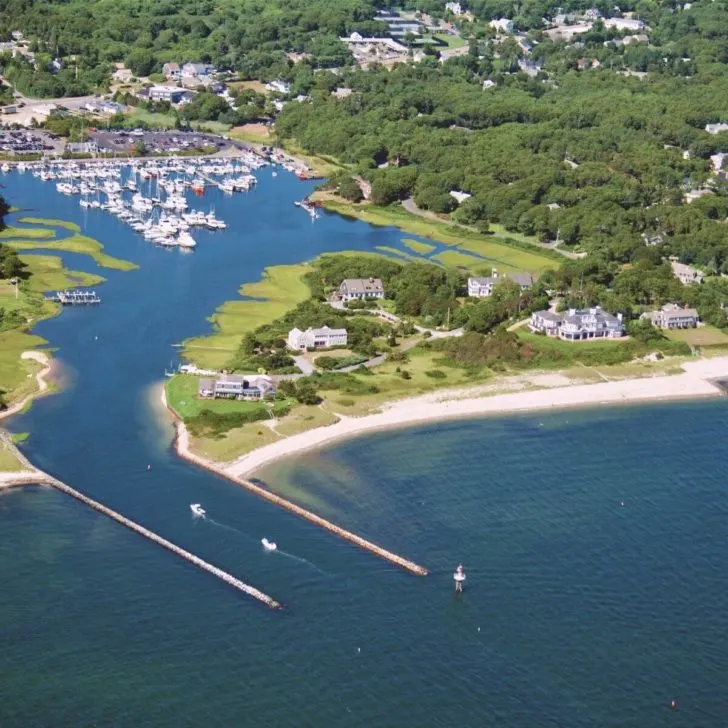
0, 432, 281, 608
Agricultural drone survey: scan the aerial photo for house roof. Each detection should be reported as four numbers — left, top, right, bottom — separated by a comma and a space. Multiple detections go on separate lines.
341, 278, 384, 293
199, 378, 214, 391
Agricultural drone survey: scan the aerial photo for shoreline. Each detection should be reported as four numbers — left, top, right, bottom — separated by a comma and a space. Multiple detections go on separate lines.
0, 350, 54, 424
203, 357, 728, 477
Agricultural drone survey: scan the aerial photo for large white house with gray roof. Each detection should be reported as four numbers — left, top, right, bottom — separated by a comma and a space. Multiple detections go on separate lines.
642, 303, 699, 329
198, 374, 275, 401
468, 269, 534, 298
530, 306, 625, 340
339, 277, 385, 302
287, 326, 348, 350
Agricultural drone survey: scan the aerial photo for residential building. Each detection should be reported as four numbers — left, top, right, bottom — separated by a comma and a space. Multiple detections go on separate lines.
671, 260, 704, 285
530, 306, 625, 340
198, 374, 276, 400
467, 270, 534, 297
182, 62, 215, 79
705, 122, 728, 135
265, 79, 291, 95
489, 18, 514, 33
604, 17, 645, 31
446, 2, 464, 15
642, 303, 699, 329
449, 190, 472, 204
339, 277, 385, 301
287, 326, 348, 350
518, 59, 543, 77
545, 23, 593, 41
163, 63, 181, 80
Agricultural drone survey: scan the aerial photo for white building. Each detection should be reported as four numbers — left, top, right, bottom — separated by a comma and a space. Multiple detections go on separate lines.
449, 190, 472, 204
671, 260, 704, 285
468, 270, 534, 297
446, 2, 465, 15
489, 18, 514, 33
287, 326, 348, 350
705, 123, 728, 135
339, 278, 385, 302
642, 303, 699, 329
604, 17, 645, 31
266, 79, 291, 95
530, 307, 625, 340
482, 79, 497, 90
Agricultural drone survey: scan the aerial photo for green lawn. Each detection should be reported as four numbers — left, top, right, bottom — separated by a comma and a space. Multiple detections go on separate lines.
0, 329, 48, 405
191, 423, 281, 463
665, 325, 728, 347
433, 33, 468, 48
0, 438, 24, 472
182, 262, 312, 369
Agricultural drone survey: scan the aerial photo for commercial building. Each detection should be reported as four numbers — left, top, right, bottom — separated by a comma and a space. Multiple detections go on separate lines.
287, 326, 348, 350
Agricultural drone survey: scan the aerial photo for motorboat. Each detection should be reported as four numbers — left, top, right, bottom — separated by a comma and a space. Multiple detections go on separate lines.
190, 503, 206, 517
261, 538, 277, 551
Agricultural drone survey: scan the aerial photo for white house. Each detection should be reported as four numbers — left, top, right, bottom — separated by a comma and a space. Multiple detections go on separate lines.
489, 18, 514, 33
530, 307, 625, 340
339, 278, 385, 302
642, 303, 699, 329
198, 374, 275, 401
468, 270, 534, 297
604, 17, 645, 31
705, 123, 728, 135
266, 79, 291, 95
163, 63, 181, 80
449, 190, 472, 204
446, 2, 465, 15
287, 326, 348, 350
671, 260, 704, 285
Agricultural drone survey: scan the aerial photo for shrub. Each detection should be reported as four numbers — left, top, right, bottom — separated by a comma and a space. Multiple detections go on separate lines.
425, 369, 446, 379
400, 370, 411, 380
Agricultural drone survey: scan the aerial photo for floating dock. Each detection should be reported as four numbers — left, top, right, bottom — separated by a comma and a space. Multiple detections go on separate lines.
46, 290, 101, 305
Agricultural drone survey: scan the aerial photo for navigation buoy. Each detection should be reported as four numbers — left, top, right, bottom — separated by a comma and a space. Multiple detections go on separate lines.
454, 564, 466, 593
670, 699, 677, 711
147, 464, 151, 471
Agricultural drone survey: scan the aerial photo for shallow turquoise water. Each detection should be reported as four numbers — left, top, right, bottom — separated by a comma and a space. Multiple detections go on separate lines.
1, 169, 727, 726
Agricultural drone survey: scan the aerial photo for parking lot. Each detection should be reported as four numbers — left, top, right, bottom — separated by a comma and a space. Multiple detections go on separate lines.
91, 130, 247, 155
0, 130, 57, 155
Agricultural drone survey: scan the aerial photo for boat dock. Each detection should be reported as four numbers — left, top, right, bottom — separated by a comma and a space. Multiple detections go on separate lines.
47, 290, 102, 305
0, 435, 281, 609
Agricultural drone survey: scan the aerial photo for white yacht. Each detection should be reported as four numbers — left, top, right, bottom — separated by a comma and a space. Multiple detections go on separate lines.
261, 538, 277, 551
190, 503, 206, 517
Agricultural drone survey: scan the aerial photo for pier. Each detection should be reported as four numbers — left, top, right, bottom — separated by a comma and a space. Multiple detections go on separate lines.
46, 289, 102, 306
0, 434, 281, 608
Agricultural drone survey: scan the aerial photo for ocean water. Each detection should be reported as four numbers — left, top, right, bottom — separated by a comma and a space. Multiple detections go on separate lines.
1, 168, 727, 726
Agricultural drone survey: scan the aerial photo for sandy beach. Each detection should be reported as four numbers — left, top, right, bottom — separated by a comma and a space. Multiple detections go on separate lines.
197, 357, 728, 478
0, 350, 53, 424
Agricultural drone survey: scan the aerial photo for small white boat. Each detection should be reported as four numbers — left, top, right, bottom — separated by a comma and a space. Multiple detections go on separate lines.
261, 538, 277, 551
190, 503, 206, 517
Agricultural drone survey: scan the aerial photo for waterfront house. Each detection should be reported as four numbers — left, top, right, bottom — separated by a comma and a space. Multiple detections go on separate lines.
198, 374, 275, 401
530, 306, 625, 340
642, 303, 699, 329
467, 270, 534, 298
671, 260, 704, 285
339, 277, 385, 302
287, 326, 348, 350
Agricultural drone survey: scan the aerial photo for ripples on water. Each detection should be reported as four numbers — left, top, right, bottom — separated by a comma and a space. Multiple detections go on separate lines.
1, 169, 727, 726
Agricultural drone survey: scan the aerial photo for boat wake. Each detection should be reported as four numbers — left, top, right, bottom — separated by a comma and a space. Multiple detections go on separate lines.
275, 548, 331, 577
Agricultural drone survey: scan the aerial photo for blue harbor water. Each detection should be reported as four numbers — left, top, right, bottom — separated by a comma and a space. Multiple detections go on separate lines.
1, 168, 728, 726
